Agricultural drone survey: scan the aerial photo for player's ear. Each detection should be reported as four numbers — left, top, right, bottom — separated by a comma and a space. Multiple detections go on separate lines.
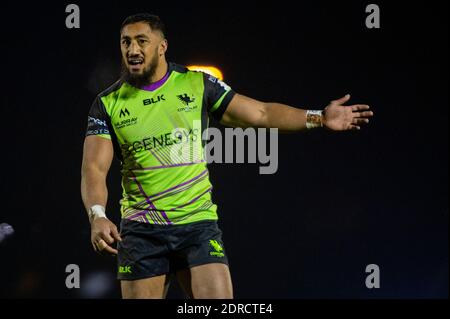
159, 39, 168, 56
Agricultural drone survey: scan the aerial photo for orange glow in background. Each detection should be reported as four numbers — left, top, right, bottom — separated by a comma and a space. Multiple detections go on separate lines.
186, 65, 224, 80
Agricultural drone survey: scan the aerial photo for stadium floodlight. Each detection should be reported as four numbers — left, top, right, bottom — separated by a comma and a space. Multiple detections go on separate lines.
186, 65, 224, 80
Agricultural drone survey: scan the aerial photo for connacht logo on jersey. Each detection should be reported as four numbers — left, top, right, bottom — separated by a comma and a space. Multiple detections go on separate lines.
209, 239, 224, 257
177, 93, 195, 106
177, 93, 198, 112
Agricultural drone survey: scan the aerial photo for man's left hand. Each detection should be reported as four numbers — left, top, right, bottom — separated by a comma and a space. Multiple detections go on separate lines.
322, 94, 374, 131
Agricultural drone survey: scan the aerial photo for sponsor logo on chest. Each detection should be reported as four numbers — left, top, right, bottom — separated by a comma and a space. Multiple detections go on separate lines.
114, 107, 138, 129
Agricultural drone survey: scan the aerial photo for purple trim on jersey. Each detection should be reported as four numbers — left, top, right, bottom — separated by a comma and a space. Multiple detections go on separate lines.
128, 209, 159, 224
128, 210, 146, 219
147, 209, 164, 224
131, 174, 172, 225
146, 211, 162, 224
169, 187, 212, 211
136, 214, 150, 224
141, 72, 170, 91
148, 169, 208, 199
121, 185, 166, 224
135, 160, 206, 171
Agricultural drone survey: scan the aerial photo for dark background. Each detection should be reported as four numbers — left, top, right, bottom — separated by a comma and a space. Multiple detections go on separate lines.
0, 1, 447, 298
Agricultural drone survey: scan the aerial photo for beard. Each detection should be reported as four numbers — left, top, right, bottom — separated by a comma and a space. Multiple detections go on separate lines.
121, 51, 160, 88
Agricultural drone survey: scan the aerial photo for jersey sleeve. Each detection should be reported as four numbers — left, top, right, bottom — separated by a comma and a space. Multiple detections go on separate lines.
203, 73, 236, 121
85, 96, 112, 139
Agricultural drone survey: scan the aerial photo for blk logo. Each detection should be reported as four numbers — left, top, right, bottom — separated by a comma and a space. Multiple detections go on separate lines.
177, 94, 195, 106
119, 108, 130, 118
143, 95, 165, 106
119, 266, 132, 274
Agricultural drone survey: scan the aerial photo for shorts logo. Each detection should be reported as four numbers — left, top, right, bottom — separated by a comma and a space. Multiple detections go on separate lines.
119, 266, 132, 274
209, 240, 224, 257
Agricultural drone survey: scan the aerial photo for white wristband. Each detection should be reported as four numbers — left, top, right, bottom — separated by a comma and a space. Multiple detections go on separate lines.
88, 205, 107, 222
306, 110, 323, 129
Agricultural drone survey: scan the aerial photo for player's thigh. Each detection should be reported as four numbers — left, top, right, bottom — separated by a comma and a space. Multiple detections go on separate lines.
121, 275, 171, 299
182, 263, 233, 299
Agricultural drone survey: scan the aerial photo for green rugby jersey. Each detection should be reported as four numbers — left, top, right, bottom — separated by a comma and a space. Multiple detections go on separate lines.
86, 62, 235, 225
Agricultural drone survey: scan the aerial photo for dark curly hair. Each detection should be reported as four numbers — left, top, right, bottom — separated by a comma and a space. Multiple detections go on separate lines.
120, 13, 166, 38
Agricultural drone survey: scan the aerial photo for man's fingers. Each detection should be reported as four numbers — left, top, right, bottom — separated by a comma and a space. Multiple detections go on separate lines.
95, 239, 118, 255
102, 232, 115, 245
354, 110, 374, 118
351, 104, 371, 111
352, 118, 369, 124
94, 238, 107, 251
332, 94, 351, 105
111, 226, 122, 242
348, 125, 361, 130
101, 244, 118, 255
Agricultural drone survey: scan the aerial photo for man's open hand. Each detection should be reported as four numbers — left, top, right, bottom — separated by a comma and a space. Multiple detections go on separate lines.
322, 94, 374, 131
90, 217, 122, 256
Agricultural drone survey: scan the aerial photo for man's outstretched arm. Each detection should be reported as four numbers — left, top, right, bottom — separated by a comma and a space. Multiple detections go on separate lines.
81, 135, 121, 255
220, 93, 373, 131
